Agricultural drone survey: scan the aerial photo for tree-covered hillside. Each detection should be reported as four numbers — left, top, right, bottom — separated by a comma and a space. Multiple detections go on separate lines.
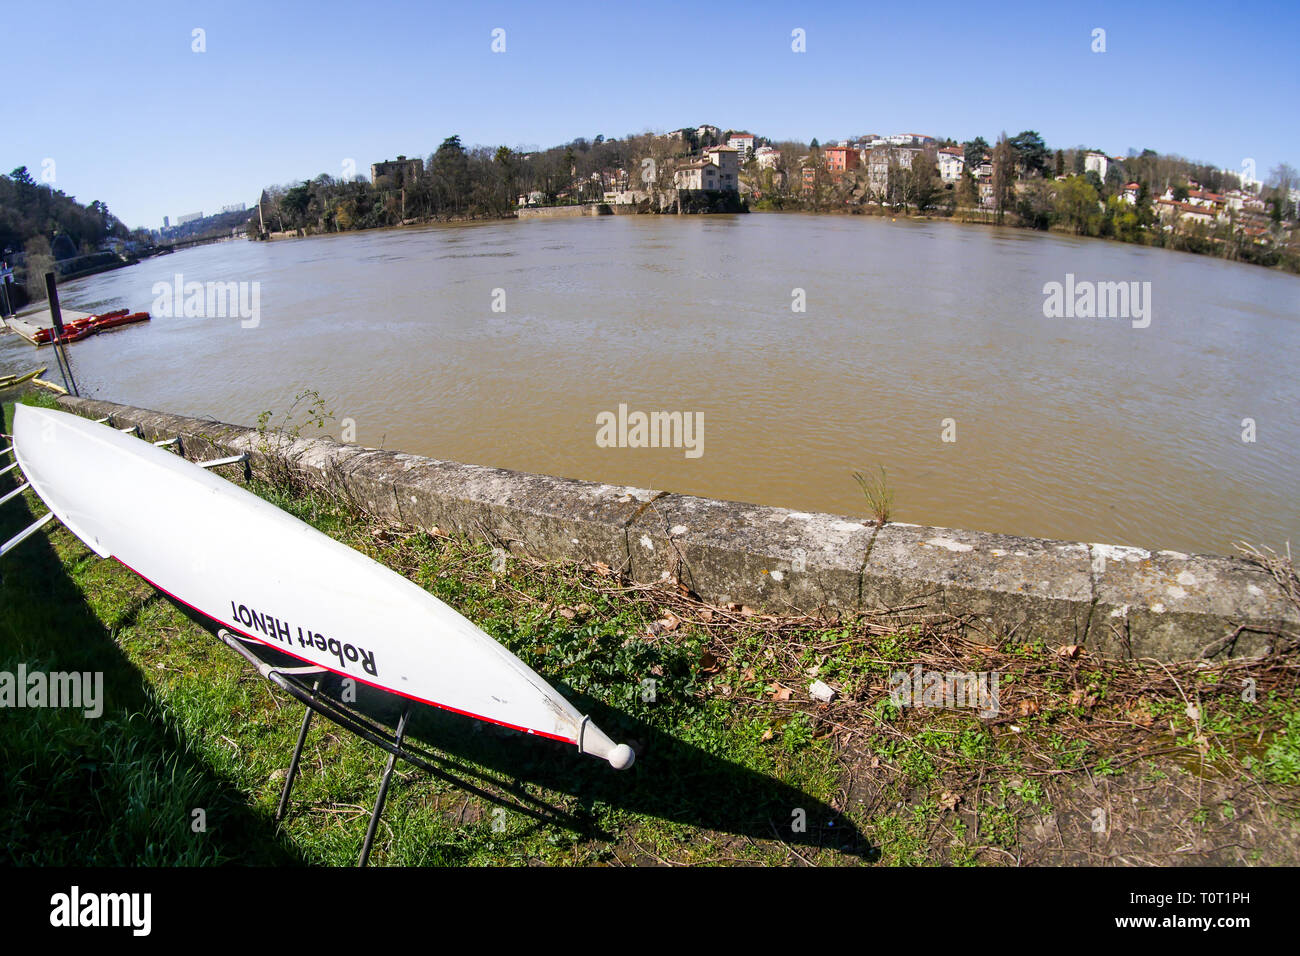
0, 166, 130, 259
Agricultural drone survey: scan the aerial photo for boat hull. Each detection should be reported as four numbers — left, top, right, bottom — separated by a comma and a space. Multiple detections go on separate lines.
12, 405, 632, 768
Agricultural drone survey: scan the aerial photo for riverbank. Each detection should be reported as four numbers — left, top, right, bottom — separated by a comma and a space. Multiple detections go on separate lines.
750, 204, 1300, 275
3, 390, 1298, 865
255, 195, 1299, 277
49, 395, 1300, 662
261, 195, 742, 235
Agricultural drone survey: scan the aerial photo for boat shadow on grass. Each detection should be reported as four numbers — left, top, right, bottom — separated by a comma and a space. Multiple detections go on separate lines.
0, 428, 305, 866
231, 643, 876, 863
2, 490, 870, 863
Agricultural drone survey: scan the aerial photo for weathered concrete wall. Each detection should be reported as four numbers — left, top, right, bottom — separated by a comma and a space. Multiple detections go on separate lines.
54, 396, 1299, 662
515, 204, 611, 220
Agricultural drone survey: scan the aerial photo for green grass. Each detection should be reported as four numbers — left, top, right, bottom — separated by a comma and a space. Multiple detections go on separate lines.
2, 394, 298, 864
852, 465, 894, 526
1252, 705, 1300, 785
3, 390, 1298, 866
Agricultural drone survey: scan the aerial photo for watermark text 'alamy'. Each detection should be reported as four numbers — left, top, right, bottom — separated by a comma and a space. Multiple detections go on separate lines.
1042, 273, 1151, 328
152, 273, 260, 328
596, 403, 703, 459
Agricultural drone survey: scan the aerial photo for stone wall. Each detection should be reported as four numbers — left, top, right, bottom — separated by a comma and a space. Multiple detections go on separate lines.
515, 204, 611, 219
54, 396, 1299, 662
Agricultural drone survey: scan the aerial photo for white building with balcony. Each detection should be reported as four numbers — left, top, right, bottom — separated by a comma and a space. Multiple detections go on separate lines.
937, 147, 965, 183
726, 134, 755, 162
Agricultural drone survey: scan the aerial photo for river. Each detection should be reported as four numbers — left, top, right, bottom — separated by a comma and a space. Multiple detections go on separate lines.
3, 213, 1296, 555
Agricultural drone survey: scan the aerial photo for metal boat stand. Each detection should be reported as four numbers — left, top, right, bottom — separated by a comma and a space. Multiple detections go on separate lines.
215, 627, 586, 864
219, 629, 413, 866
0, 438, 50, 558
97, 416, 254, 481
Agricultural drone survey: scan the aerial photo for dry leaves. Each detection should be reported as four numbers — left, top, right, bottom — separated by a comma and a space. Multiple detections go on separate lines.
557, 603, 594, 622
1069, 686, 1100, 708
1129, 700, 1156, 726
656, 610, 681, 632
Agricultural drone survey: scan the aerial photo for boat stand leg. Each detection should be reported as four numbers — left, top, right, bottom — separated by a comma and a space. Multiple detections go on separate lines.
357, 706, 410, 867
275, 680, 319, 823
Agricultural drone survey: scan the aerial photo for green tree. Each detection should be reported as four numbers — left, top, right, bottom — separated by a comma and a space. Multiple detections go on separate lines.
963, 137, 989, 169
1103, 163, 1124, 196
281, 181, 312, 226
1015, 180, 1056, 229
494, 145, 517, 207
991, 133, 1015, 224
1104, 195, 1142, 242
1008, 131, 1049, 177
430, 135, 471, 216
1056, 175, 1100, 234
1133, 181, 1154, 228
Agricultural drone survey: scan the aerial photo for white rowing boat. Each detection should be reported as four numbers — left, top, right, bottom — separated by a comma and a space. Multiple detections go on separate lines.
12, 405, 634, 769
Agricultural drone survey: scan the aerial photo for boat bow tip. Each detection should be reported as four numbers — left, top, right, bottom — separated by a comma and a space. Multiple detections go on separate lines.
606, 743, 635, 770
577, 716, 635, 770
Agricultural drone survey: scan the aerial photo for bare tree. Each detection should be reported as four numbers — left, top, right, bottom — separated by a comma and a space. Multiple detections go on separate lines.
1270, 163, 1298, 219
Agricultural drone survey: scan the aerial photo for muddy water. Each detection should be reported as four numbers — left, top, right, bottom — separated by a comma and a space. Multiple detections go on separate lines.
3, 214, 1296, 555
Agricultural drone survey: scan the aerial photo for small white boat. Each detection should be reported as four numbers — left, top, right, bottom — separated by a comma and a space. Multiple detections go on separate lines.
12, 405, 633, 769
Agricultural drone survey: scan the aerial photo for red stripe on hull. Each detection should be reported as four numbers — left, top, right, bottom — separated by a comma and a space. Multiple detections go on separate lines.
113, 557, 578, 747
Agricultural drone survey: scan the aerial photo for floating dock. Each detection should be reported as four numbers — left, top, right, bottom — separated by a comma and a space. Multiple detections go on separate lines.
4, 309, 92, 345
3, 306, 149, 347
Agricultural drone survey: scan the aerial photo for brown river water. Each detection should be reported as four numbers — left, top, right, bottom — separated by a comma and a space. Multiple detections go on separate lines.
3, 214, 1296, 555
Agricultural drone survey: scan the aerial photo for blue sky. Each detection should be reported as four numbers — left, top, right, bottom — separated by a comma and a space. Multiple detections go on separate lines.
8, 0, 1298, 229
